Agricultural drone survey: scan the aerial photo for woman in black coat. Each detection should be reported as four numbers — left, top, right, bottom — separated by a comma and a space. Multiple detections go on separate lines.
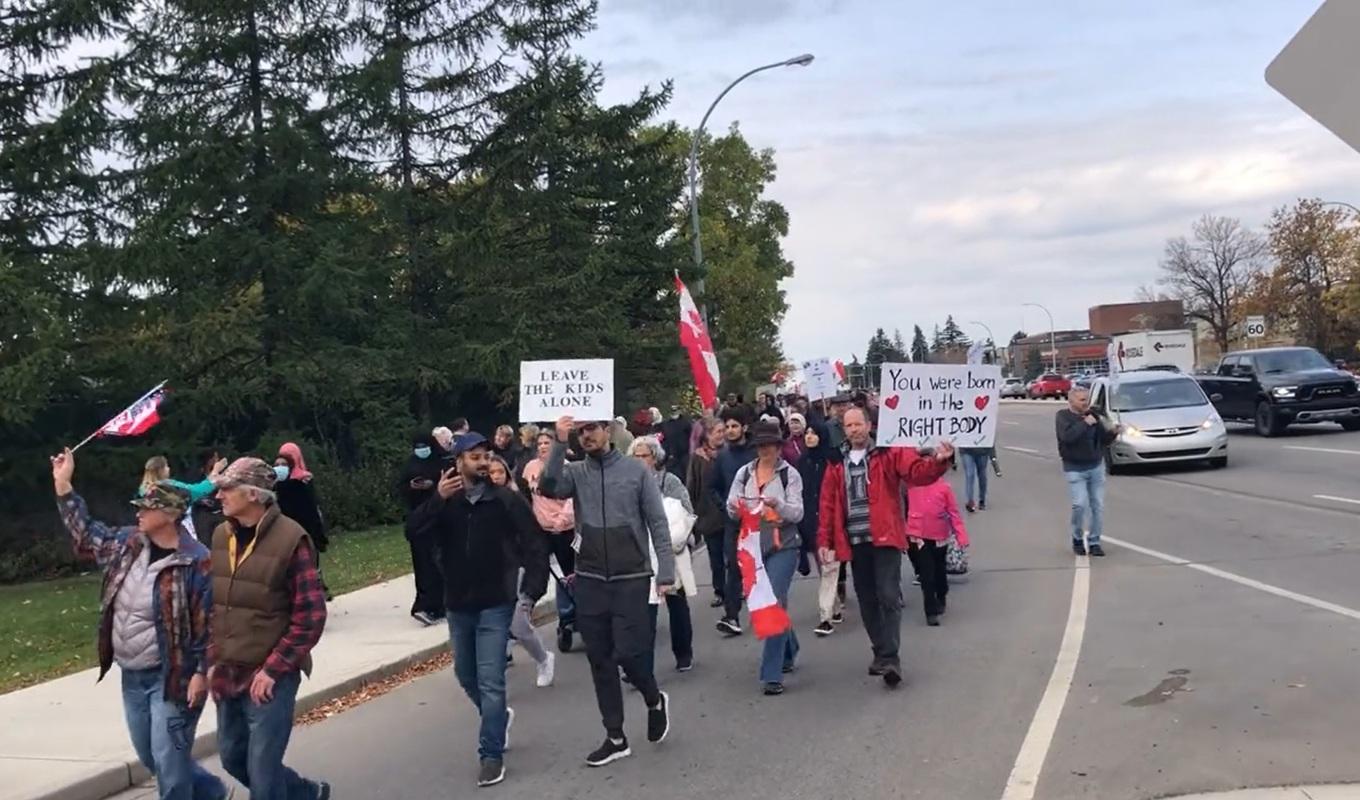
399, 433, 447, 625
797, 422, 846, 635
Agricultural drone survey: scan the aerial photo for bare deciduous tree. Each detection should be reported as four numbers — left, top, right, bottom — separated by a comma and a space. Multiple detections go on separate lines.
1158, 215, 1265, 352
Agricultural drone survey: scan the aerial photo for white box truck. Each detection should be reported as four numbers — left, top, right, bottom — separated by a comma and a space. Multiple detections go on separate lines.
1110, 329, 1196, 373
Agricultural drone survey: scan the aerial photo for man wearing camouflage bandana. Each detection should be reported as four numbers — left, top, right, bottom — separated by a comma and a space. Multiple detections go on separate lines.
51, 448, 227, 800
209, 457, 330, 800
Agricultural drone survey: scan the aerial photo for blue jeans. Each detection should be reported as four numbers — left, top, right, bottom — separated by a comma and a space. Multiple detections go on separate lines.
962, 452, 989, 506
759, 548, 801, 684
120, 667, 226, 800
447, 604, 514, 760
1064, 464, 1106, 545
217, 671, 320, 800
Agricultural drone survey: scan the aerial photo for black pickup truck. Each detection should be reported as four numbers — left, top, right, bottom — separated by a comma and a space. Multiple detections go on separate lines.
1194, 347, 1360, 436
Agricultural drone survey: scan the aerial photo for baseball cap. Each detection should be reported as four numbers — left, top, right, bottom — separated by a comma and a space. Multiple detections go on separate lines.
452, 432, 490, 457
211, 457, 276, 491
131, 482, 190, 513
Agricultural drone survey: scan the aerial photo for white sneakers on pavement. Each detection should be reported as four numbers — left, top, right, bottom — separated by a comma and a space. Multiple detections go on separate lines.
536, 651, 556, 688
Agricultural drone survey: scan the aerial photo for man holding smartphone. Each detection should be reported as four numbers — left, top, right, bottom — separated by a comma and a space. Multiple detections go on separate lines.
407, 432, 547, 787
1054, 387, 1121, 557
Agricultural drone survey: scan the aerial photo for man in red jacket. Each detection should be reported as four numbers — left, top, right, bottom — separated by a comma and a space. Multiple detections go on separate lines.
817, 407, 953, 688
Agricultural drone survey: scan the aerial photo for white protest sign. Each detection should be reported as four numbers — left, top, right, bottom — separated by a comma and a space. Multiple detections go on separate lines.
877, 363, 1002, 448
518, 359, 614, 423
800, 357, 839, 401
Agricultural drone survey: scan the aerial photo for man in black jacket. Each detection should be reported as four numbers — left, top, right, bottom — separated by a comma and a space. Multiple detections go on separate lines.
708, 406, 755, 635
659, 406, 692, 478
1054, 387, 1121, 557
409, 432, 547, 788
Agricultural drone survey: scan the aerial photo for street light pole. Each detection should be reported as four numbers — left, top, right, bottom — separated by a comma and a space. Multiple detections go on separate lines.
689, 53, 814, 324
1320, 200, 1360, 216
969, 321, 996, 364
1023, 303, 1057, 372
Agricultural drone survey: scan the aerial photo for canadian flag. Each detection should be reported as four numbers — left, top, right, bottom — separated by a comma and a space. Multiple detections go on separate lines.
676, 273, 720, 410
834, 360, 847, 383
735, 504, 791, 640
98, 382, 167, 438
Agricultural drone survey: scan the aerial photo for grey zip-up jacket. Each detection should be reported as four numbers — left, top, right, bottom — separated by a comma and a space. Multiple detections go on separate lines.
539, 442, 675, 586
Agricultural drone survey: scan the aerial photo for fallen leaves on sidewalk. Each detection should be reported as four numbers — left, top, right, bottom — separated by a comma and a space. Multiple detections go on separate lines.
298, 651, 451, 726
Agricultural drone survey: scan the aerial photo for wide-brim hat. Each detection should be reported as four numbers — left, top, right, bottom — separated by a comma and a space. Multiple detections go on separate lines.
749, 420, 784, 448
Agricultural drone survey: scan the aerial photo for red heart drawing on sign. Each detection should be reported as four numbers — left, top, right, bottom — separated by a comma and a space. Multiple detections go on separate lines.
884, 395, 900, 410
974, 395, 990, 411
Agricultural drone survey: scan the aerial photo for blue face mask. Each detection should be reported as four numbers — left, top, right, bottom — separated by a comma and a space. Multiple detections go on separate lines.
414, 446, 432, 459
273, 465, 290, 481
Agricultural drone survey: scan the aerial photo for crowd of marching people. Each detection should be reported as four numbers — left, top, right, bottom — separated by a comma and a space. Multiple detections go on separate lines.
51, 390, 993, 795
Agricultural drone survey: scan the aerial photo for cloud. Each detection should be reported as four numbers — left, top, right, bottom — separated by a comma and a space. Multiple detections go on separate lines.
605, 0, 843, 37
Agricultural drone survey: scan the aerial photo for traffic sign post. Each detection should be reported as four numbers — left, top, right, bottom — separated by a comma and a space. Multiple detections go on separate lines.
1245, 315, 1267, 339
1266, 0, 1360, 156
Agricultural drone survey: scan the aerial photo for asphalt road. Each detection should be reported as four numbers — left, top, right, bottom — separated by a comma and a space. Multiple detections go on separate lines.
115, 404, 1360, 800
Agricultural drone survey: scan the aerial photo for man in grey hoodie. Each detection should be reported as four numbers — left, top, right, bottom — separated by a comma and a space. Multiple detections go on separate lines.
539, 414, 675, 768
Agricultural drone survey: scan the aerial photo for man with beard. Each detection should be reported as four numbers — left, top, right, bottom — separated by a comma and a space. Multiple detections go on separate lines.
408, 433, 547, 787
539, 415, 674, 768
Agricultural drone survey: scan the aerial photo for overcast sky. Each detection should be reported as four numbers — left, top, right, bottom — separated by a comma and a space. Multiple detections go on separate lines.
579, 0, 1360, 363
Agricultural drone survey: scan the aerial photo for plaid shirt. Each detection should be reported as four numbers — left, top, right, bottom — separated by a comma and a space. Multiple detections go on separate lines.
57, 492, 213, 705
208, 538, 326, 698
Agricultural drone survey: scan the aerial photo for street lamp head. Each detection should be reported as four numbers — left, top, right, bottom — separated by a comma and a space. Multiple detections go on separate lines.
784, 53, 815, 67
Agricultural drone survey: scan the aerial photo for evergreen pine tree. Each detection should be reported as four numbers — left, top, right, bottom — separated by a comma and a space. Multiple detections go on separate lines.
911, 325, 929, 363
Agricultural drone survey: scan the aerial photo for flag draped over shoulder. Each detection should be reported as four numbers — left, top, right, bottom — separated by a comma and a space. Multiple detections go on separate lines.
676, 273, 720, 411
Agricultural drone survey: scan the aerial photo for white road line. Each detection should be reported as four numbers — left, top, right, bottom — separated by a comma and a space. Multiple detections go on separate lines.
1284, 445, 1360, 456
1314, 494, 1360, 506
1004, 445, 1041, 455
1103, 535, 1360, 623
1000, 557, 1089, 800
1003, 421, 1021, 427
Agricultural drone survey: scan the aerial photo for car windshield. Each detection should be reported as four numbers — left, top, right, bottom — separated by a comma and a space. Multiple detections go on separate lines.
1255, 349, 1331, 374
1111, 379, 1208, 411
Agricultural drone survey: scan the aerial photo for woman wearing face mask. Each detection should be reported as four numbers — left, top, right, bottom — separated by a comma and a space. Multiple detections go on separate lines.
402, 433, 446, 625
274, 442, 331, 599
488, 456, 556, 687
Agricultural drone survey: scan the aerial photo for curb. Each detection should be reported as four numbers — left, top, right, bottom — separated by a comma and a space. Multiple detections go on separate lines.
34, 598, 559, 800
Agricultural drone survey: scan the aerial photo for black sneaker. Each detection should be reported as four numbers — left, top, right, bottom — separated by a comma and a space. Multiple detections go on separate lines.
1072, 541, 1087, 556
586, 738, 631, 767
715, 618, 742, 636
1089, 544, 1106, 557
316, 781, 332, 800
782, 661, 796, 674
831, 612, 844, 625
412, 610, 438, 627
882, 664, 904, 689
867, 658, 887, 676
926, 615, 941, 627
646, 691, 670, 743
709, 596, 725, 608
676, 656, 694, 673
477, 759, 505, 787
763, 682, 785, 696
557, 626, 573, 653
978, 502, 987, 511
814, 621, 834, 636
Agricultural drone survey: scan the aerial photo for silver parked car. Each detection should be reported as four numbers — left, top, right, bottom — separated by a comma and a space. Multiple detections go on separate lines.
1090, 371, 1228, 472
1000, 377, 1028, 398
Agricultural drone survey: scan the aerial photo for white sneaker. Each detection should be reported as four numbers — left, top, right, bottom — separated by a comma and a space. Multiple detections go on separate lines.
536, 651, 556, 688
503, 707, 515, 751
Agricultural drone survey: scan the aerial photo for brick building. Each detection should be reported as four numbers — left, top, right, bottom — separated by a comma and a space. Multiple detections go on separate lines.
1008, 330, 1111, 378
1088, 300, 1184, 336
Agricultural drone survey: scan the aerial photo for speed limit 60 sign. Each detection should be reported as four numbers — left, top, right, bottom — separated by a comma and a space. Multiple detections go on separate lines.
1246, 315, 1266, 338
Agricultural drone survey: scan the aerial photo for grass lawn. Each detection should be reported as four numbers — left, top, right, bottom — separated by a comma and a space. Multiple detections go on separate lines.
0, 524, 409, 695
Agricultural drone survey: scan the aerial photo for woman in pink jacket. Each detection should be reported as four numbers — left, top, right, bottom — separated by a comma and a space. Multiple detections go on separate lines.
906, 473, 970, 627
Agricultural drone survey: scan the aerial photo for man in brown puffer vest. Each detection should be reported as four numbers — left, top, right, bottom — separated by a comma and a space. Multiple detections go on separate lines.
209, 457, 330, 800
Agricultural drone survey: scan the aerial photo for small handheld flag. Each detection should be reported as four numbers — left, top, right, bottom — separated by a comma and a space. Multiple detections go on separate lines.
72, 381, 168, 452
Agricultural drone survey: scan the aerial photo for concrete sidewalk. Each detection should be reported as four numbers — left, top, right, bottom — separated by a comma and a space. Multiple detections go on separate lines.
1, 574, 554, 800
